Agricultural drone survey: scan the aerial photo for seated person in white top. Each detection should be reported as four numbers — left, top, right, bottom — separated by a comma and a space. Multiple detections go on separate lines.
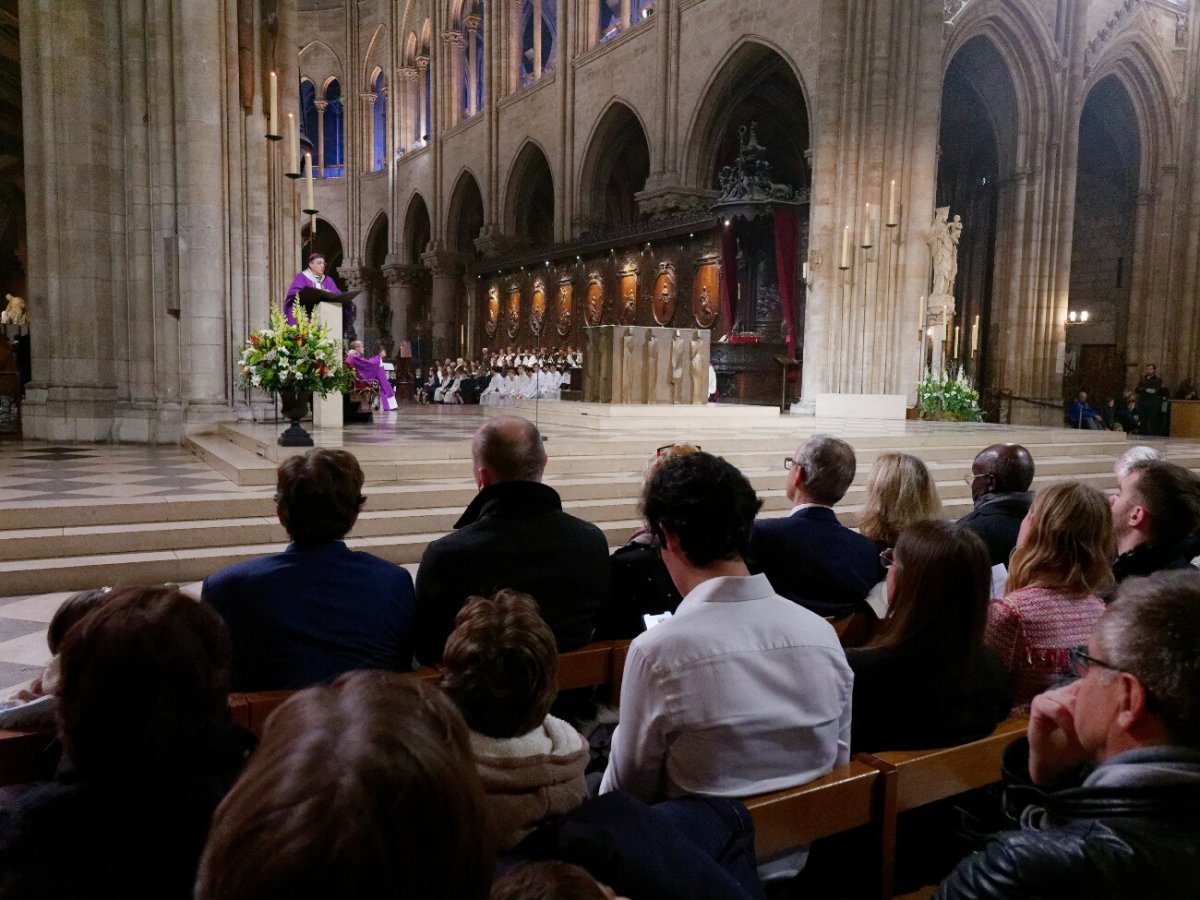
600, 452, 853, 806
479, 367, 506, 406
436, 368, 465, 404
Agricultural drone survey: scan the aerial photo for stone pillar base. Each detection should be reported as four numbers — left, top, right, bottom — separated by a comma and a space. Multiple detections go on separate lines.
21, 383, 119, 442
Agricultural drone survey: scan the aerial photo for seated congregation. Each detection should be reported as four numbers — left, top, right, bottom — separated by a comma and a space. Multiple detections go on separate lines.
3, 426, 1200, 898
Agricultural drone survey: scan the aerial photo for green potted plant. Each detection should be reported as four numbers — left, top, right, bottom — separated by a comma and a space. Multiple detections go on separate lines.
239, 303, 352, 446
917, 367, 984, 422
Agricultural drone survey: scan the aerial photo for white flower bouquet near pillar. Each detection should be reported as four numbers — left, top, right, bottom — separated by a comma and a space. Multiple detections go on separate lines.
917, 367, 983, 422
239, 304, 352, 446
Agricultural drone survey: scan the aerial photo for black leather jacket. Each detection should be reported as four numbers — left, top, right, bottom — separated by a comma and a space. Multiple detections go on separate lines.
935, 747, 1200, 899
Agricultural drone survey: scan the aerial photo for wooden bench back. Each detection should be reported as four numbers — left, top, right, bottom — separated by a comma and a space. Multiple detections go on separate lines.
745, 759, 880, 859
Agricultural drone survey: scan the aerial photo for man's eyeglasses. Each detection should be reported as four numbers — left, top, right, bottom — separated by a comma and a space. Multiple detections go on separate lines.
784, 457, 798, 470
879, 548, 897, 569
1068, 647, 1121, 679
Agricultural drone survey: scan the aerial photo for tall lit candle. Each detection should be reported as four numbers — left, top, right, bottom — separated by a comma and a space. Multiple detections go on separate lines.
861, 204, 872, 248
268, 71, 278, 136
305, 152, 315, 210
954, 325, 960, 359
286, 114, 299, 175
971, 314, 980, 356
887, 179, 897, 225
801, 261, 809, 282
840, 226, 850, 268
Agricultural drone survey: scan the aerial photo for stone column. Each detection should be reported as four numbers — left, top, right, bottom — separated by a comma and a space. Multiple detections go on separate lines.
361, 92, 377, 170
620, 0, 631, 32
532, 0, 543, 79
313, 99, 327, 177
465, 15, 481, 117
383, 263, 424, 345
422, 248, 463, 361
441, 30, 464, 126
397, 66, 418, 151
415, 56, 430, 142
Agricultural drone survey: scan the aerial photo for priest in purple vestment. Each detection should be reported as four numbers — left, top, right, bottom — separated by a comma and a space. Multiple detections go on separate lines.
284, 253, 340, 324
346, 341, 399, 410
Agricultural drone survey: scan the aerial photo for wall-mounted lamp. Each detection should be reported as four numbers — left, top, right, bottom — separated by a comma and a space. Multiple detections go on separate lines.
1066, 310, 1090, 324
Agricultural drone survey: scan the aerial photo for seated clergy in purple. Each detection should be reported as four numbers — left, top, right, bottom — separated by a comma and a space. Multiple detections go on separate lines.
284, 252, 340, 325
346, 341, 398, 411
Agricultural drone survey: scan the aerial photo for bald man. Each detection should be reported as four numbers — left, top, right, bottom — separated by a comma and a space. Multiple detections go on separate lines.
958, 443, 1035, 566
412, 416, 610, 665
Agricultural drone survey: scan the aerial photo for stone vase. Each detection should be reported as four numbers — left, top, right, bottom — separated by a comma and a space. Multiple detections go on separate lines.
277, 386, 314, 447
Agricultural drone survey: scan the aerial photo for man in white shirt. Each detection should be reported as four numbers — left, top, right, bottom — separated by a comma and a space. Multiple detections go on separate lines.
600, 452, 853, 806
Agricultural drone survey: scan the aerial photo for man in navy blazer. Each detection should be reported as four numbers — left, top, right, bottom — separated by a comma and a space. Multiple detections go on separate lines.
750, 434, 881, 617
202, 448, 414, 691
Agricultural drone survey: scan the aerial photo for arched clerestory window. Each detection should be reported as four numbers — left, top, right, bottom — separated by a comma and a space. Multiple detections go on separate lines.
323, 79, 345, 177
519, 0, 556, 88
372, 70, 387, 171
599, 0, 653, 43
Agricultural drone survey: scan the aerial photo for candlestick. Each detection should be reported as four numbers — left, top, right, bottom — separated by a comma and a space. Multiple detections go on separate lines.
839, 226, 850, 269
954, 325, 960, 359
267, 71, 279, 138
861, 204, 872, 249
886, 179, 897, 227
801, 261, 809, 283
971, 314, 980, 357
285, 114, 300, 178
303, 153, 316, 212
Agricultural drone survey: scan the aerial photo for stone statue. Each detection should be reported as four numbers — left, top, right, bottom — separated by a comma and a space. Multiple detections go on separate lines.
690, 330, 706, 404
927, 207, 963, 301
645, 330, 659, 401
622, 327, 636, 403
670, 329, 685, 403
1, 294, 28, 327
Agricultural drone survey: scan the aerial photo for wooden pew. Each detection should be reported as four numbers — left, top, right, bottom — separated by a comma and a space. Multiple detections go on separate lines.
228, 639, 634, 737
858, 715, 1030, 899
745, 759, 880, 861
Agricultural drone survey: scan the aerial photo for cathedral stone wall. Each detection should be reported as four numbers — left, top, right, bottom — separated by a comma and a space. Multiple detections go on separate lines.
15, 0, 1200, 439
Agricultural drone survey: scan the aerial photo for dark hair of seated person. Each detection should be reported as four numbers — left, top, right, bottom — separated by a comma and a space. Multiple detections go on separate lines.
58, 584, 233, 775
439, 589, 558, 738
195, 671, 494, 900
46, 586, 111, 655
640, 451, 763, 567
273, 448, 367, 548
490, 861, 615, 900
867, 519, 991, 660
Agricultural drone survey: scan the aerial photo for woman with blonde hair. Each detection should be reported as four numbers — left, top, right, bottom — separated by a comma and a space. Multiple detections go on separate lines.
858, 452, 942, 550
986, 480, 1113, 712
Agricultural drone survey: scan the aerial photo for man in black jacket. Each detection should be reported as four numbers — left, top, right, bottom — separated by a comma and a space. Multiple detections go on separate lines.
936, 570, 1200, 899
1110, 459, 1200, 584
957, 443, 1034, 566
412, 416, 610, 665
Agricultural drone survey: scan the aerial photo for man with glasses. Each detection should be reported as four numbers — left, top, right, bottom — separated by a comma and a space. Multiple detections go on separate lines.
936, 570, 1200, 898
749, 434, 880, 617
958, 443, 1035, 566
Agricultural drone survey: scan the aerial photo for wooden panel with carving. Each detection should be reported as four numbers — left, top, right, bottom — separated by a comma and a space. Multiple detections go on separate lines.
693, 260, 720, 327
506, 287, 521, 338
652, 264, 676, 325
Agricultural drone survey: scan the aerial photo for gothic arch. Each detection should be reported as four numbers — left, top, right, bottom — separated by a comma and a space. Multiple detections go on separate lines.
299, 39, 342, 87
503, 140, 555, 246
1087, 38, 1177, 184
576, 99, 651, 233
943, 4, 1058, 174
680, 38, 810, 190
446, 169, 485, 257
364, 211, 389, 264
363, 24, 387, 88
402, 192, 432, 264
